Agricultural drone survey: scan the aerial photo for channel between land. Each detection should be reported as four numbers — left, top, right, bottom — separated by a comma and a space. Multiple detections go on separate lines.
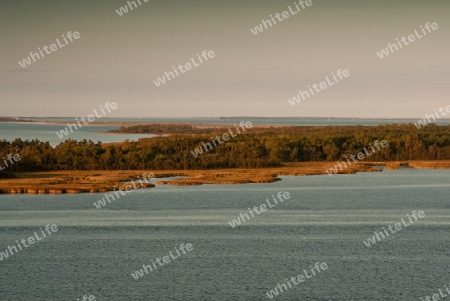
0, 161, 446, 194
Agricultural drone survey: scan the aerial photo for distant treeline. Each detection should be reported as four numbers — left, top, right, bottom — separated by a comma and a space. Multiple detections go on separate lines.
108, 123, 331, 135
108, 124, 223, 134
1, 124, 450, 171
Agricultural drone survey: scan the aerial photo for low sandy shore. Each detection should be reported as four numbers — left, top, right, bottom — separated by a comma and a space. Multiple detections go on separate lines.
1, 161, 447, 194
0, 171, 155, 194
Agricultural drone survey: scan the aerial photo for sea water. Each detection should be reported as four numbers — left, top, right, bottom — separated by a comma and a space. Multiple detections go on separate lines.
0, 168, 449, 300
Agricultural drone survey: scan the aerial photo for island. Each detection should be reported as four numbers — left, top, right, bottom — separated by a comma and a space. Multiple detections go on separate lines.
1, 123, 450, 194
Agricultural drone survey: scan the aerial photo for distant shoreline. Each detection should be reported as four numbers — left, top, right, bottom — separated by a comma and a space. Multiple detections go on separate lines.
4, 116, 450, 120
0, 121, 144, 127
0, 120, 290, 129
3, 118, 450, 132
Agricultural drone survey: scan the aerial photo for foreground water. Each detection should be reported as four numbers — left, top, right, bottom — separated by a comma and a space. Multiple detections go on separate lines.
0, 169, 449, 300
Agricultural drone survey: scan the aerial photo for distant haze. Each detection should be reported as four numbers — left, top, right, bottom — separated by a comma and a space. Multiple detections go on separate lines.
1, 0, 449, 118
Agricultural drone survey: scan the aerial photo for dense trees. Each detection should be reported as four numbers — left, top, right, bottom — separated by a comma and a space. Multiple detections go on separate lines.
1, 124, 450, 172
110, 124, 220, 135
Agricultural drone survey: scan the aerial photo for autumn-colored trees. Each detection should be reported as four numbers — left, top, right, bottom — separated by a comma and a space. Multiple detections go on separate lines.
1, 124, 450, 172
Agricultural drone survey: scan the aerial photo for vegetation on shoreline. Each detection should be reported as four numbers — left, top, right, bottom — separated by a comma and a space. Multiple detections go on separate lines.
0, 161, 448, 194
0, 164, 376, 194
108, 123, 226, 135
0, 171, 155, 194
1, 124, 450, 172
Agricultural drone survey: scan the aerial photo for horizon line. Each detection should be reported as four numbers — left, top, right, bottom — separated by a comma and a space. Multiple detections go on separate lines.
2, 116, 450, 120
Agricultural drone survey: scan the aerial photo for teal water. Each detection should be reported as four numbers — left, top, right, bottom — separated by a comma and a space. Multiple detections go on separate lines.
0, 123, 155, 146
0, 169, 449, 300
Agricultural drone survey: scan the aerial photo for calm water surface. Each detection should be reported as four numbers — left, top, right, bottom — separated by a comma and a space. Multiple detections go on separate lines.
0, 169, 449, 300
0, 123, 154, 146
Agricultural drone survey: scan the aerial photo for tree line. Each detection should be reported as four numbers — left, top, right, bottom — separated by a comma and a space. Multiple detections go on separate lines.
1, 124, 450, 171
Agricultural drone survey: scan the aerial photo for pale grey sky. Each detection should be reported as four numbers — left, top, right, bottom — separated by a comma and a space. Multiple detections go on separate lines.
0, 0, 449, 118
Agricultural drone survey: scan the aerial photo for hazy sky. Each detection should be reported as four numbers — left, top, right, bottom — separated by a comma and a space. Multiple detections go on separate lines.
1, 0, 449, 118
